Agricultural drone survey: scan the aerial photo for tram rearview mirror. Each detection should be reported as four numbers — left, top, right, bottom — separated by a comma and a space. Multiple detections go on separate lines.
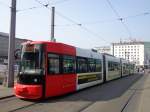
14, 49, 21, 60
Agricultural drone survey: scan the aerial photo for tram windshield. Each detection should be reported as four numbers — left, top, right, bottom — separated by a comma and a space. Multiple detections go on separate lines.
19, 44, 43, 75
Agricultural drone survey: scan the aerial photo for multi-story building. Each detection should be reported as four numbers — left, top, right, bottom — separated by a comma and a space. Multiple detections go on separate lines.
0, 32, 29, 64
94, 46, 111, 54
111, 41, 150, 66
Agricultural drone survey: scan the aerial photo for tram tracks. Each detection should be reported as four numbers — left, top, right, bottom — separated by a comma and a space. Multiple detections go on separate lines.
0, 95, 14, 100
8, 102, 38, 112
0, 97, 38, 112
0, 74, 144, 112
0, 96, 16, 103
5, 96, 63, 112
78, 102, 95, 112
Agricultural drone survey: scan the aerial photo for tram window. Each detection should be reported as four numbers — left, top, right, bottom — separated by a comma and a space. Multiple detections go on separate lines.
63, 56, 75, 74
108, 61, 120, 71
96, 59, 102, 72
77, 57, 88, 73
114, 62, 120, 70
108, 61, 113, 71
88, 59, 96, 72
48, 54, 59, 74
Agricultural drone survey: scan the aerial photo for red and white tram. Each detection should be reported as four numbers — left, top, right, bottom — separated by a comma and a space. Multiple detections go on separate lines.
14, 41, 103, 99
14, 41, 135, 99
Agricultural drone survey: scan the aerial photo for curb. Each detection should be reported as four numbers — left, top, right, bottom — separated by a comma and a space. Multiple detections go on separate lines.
0, 95, 15, 100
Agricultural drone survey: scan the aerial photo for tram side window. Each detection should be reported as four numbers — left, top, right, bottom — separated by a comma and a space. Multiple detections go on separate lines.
63, 56, 75, 73
108, 61, 120, 71
123, 63, 126, 73
88, 59, 96, 72
108, 61, 113, 71
48, 54, 59, 74
114, 62, 120, 70
77, 58, 88, 73
96, 59, 102, 72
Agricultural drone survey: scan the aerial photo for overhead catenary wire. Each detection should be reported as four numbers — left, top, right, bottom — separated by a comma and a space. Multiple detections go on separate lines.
51, 0, 73, 5
55, 11, 150, 27
35, 0, 50, 8
2, 0, 148, 43
34, 0, 150, 43
17, 6, 43, 13
34, 0, 110, 44
80, 25, 109, 43
0, 0, 72, 12
106, 0, 132, 38
0, 0, 43, 13
55, 11, 82, 26
56, 11, 109, 43
17, 0, 150, 24
123, 11, 150, 19
55, 18, 117, 27
34, 0, 149, 27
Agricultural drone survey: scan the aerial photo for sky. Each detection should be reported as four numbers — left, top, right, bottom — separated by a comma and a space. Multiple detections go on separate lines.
0, 0, 150, 49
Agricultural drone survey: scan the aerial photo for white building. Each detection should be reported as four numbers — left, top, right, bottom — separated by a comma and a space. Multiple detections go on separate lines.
111, 41, 150, 66
94, 46, 111, 54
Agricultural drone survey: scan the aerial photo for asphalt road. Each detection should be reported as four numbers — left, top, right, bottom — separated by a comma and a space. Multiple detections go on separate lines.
0, 73, 144, 112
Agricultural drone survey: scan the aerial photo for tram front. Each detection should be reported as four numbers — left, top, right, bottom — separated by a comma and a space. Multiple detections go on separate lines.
14, 42, 45, 99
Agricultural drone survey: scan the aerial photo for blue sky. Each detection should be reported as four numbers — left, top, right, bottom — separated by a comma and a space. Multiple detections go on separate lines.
0, 0, 150, 48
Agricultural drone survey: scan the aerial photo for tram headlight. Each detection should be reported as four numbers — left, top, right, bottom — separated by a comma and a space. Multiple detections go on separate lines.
34, 78, 38, 82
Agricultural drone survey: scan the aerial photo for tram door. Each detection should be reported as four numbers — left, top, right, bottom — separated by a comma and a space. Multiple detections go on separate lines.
61, 55, 76, 94
45, 54, 76, 97
45, 53, 63, 97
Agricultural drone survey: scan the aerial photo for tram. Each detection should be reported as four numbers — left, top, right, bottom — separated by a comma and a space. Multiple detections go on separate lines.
121, 59, 130, 77
14, 41, 135, 99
